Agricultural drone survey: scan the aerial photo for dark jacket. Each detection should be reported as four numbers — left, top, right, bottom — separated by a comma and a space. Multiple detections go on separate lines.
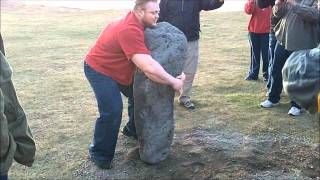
0, 52, 36, 175
256, 0, 275, 8
158, 0, 224, 41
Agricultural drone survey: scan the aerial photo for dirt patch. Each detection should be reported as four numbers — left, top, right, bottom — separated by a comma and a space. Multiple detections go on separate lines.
74, 129, 319, 179
2, 2, 319, 179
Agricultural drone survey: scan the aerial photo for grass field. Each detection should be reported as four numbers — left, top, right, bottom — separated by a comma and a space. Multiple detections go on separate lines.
2, 3, 319, 179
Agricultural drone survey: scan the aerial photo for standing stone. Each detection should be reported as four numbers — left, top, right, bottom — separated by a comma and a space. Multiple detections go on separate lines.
134, 22, 187, 164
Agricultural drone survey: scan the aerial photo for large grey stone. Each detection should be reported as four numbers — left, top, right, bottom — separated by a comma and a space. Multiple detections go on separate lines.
133, 22, 187, 164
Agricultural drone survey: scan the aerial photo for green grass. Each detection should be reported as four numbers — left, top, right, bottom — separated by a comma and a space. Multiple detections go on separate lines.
2, 5, 319, 179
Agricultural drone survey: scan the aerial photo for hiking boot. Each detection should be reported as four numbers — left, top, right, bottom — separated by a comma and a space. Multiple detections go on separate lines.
122, 126, 137, 140
288, 107, 301, 116
88, 152, 112, 169
179, 99, 195, 109
260, 100, 279, 108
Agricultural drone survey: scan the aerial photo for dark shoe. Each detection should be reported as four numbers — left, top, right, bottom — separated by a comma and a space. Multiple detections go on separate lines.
122, 126, 137, 139
245, 76, 258, 81
88, 152, 112, 169
179, 99, 195, 110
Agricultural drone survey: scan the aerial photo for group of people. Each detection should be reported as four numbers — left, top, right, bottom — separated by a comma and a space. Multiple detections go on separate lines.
1, 0, 319, 176
244, 0, 319, 116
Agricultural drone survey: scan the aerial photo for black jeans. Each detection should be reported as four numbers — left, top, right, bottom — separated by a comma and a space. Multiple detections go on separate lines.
267, 42, 301, 108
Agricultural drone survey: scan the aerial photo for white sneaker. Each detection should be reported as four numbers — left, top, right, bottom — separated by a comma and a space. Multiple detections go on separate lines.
288, 107, 301, 116
260, 100, 279, 108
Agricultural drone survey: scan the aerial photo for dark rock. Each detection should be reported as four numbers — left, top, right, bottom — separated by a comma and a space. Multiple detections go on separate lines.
133, 22, 187, 164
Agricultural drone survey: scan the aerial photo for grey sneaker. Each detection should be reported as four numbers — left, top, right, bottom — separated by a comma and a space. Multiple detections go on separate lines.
179, 99, 195, 109
260, 100, 279, 108
288, 107, 301, 116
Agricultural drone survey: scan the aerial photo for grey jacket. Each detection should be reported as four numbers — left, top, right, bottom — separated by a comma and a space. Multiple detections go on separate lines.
0, 52, 36, 175
273, 0, 319, 51
0, 52, 12, 84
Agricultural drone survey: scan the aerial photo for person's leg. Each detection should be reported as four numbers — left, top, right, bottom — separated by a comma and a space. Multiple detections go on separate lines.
267, 42, 290, 103
84, 62, 123, 168
261, 33, 269, 81
261, 42, 290, 107
117, 83, 137, 139
246, 32, 261, 80
179, 40, 199, 109
266, 32, 277, 91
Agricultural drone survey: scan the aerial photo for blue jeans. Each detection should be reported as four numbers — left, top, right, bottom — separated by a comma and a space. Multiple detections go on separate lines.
84, 62, 134, 162
266, 32, 277, 90
247, 32, 269, 79
267, 42, 301, 108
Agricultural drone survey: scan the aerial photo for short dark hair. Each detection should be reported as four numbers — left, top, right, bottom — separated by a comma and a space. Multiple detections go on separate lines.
134, 0, 157, 10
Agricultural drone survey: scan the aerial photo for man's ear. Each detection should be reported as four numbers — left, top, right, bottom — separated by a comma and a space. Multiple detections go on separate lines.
136, 7, 145, 17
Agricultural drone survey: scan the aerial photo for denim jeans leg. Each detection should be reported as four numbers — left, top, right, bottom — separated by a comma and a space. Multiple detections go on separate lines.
267, 32, 277, 90
117, 83, 135, 132
268, 42, 291, 103
261, 33, 269, 79
248, 32, 261, 78
84, 62, 123, 162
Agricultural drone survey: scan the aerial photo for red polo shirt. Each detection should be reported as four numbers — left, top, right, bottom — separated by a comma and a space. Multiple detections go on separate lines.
85, 12, 150, 85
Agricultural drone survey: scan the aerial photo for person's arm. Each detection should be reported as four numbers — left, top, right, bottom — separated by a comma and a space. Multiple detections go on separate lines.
118, 27, 184, 93
273, 0, 287, 18
0, 80, 12, 176
0, 33, 5, 56
131, 54, 185, 92
244, 0, 256, 15
288, 0, 319, 23
200, 0, 224, 11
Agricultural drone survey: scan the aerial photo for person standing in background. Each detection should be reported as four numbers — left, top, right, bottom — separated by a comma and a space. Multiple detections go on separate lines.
244, 0, 272, 81
158, 0, 224, 109
256, 0, 280, 96
260, 0, 319, 116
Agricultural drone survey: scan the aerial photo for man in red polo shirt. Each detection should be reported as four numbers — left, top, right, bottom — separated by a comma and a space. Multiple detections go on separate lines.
84, 0, 184, 169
